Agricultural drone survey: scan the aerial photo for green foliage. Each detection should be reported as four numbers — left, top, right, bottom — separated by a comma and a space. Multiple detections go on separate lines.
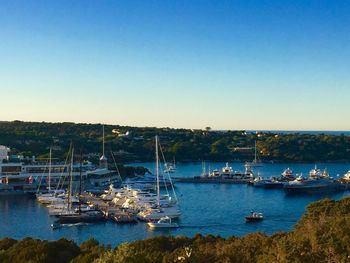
0, 238, 79, 263
1, 121, 349, 163
71, 238, 105, 263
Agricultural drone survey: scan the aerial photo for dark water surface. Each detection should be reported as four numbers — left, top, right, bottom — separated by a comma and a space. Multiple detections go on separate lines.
1, 162, 349, 246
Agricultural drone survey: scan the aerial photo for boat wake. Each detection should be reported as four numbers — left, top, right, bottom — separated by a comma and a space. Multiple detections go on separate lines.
51, 222, 90, 229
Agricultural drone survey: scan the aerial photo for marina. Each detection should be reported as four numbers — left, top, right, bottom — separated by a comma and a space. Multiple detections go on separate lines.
1, 160, 350, 246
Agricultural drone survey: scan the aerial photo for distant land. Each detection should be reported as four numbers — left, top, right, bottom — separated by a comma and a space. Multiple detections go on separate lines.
0, 120, 349, 163
248, 130, 350, 136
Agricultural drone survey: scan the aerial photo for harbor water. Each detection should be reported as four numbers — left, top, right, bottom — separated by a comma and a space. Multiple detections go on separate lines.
0, 162, 349, 247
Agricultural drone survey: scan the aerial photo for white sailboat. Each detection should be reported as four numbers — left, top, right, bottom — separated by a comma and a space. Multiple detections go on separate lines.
245, 141, 263, 168
137, 136, 180, 221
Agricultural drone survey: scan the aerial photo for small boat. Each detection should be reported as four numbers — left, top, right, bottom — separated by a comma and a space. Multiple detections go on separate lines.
147, 216, 179, 229
245, 211, 264, 222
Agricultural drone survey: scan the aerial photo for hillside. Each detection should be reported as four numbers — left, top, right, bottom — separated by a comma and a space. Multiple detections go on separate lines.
0, 121, 349, 163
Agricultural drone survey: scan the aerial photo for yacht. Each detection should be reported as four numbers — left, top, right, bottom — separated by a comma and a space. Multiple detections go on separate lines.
252, 176, 269, 187
176, 163, 254, 184
147, 216, 179, 229
284, 167, 345, 194
281, 168, 295, 181
262, 177, 285, 189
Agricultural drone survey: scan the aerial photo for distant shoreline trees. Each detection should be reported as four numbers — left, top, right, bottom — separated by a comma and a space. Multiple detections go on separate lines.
0, 121, 349, 163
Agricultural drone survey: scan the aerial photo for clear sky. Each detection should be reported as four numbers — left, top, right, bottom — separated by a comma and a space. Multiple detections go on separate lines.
0, 0, 349, 130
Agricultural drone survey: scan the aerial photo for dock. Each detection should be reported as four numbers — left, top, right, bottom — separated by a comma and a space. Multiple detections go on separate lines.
80, 193, 138, 222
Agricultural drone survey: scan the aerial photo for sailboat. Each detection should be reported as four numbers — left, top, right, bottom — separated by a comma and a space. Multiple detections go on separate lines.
245, 141, 263, 168
137, 136, 180, 221
37, 148, 68, 204
56, 149, 105, 224
85, 125, 122, 193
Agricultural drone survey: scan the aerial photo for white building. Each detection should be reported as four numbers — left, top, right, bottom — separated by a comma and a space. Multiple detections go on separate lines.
0, 146, 10, 162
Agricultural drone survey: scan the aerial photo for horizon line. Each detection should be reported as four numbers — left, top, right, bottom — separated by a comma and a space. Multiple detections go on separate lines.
0, 119, 349, 133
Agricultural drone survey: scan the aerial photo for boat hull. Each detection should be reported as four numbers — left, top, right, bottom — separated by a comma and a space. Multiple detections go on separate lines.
174, 177, 251, 184
263, 182, 285, 189
284, 182, 345, 194
147, 222, 179, 228
245, 217, 264, 223
58, 213, 105, 224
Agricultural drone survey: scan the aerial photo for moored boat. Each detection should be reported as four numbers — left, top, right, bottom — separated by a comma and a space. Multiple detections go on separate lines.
284, 167, 345, 194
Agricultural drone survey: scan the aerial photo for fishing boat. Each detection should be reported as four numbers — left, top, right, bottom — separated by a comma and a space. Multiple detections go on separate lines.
147, 216, 179, 229
245, 211, 264, 222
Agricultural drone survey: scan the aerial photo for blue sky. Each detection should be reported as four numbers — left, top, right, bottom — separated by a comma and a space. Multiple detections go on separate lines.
0, 0, 349, 130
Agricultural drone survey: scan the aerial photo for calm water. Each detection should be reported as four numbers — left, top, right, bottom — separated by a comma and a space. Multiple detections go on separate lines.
1, 162, 349, 247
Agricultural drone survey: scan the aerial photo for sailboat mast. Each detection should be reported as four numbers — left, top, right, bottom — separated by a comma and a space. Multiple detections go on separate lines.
254, 140, 257, 163
68, 148, 74, 211
156, 136, 160, 207
102, 125, 105, 157
48, 148, 52, 191
78, 150, 83, 213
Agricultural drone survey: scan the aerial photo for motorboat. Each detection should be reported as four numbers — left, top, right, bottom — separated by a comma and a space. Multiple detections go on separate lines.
137, 207, 181, 221
245, 211, 264, 222
147, 216, 179, 229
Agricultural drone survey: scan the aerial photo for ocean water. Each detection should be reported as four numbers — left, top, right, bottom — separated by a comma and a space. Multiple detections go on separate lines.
0, 162, 349, 247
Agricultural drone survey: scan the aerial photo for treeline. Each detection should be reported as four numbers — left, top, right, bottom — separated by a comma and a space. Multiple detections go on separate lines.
0, 121, 349, 163
2, 197, 350, 262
